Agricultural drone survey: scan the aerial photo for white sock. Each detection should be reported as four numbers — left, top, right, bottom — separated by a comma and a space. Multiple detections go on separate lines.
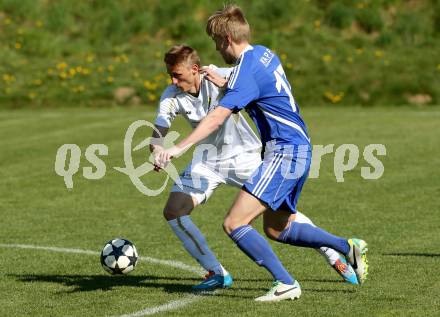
168, 215, 227, 276
295, 211, 340, 265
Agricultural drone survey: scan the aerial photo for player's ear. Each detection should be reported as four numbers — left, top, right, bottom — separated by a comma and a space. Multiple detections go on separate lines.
226, 34, 233, 45
191, 64, 200, 74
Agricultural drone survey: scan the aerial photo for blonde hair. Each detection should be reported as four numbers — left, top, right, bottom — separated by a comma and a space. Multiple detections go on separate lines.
163, 45, 201, 67
206, 4, 250, 43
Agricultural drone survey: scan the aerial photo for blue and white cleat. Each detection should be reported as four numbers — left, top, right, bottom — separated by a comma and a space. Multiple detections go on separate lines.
192, 271, 233, 291
346, 238, 369, 284
332, 254, 359, 285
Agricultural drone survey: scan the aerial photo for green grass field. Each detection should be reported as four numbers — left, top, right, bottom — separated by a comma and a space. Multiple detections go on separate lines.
0, 106, 439, 316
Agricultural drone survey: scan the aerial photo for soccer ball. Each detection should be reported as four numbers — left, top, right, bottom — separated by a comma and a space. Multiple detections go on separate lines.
100, 238, 138, 275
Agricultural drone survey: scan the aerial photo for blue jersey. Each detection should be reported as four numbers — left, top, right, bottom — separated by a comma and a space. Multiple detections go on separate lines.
219, 45, 310, 146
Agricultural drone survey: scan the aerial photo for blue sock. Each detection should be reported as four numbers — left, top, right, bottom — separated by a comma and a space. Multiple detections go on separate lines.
230, 225, 294, 285
278, 222, 350, 255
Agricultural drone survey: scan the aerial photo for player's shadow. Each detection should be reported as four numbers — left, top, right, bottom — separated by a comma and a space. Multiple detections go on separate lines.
382, 252, 440, 258
235, 277, 345, 284
12, 274, 198, 294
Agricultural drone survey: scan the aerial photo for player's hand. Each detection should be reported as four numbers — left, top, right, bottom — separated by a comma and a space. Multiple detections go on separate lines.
200, 66, 227, 88
154, 146, 184, 169
151, 145, 165, 172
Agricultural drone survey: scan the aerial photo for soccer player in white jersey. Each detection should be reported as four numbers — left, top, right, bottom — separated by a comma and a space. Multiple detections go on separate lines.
151, 45, 358, 291
155, 6, 368, 302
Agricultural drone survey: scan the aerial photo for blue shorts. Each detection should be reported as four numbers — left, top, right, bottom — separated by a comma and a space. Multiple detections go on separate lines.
243, 142, 311, 213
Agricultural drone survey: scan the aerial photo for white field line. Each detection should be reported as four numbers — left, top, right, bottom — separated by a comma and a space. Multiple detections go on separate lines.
304, 110, 440, 117
1, 118, 131, 148
0, 243, 204, 275
0, 111, 157, 124
111, 295, 200, 317
0, 243, 206, 317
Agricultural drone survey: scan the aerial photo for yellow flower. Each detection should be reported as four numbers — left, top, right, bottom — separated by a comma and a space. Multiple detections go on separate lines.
357, 3, 366, 9
17, 28, 24, 35
28, 92, 37, 99
324, 91, 344, 103
107, 76, 114, 83
121, 54, 129, 63
97, 66, 104, 73
82, 68, 91, 75
374, 50, 383, 58
15, 42, 22, 50
2, 74, 16, 83
59, 72, 67, 79
143, 80, 158, 90
75, 66, 83, 73
57, 62, 68, 70
286, 63, 293, 69
322, 54, 332, 63
437, 64, 440, 71
47, 68, 54, 75
314, 20, 321, 29
132, 71, 140, 78
356, 48, 364, 55
324, 91, 333, 100
280, 53, 287, 61
72, 85, 85, 93
147, 93, 157, 102
154, 73, 164, 81
32, 79, 43, 86
86, 54, 95, 63
107, 65, 114, 72
69, 68, 76, 77
155, 51, 161, 58
2, 74, 12, 83
4, 18, 12, 25
35, 20, 43, 28
165, 39, 173, 46
347, 56, 353, 64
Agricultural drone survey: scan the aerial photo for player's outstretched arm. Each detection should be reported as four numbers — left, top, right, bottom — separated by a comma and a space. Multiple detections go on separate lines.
155, 106, 232, 167
149, 125, 169, 153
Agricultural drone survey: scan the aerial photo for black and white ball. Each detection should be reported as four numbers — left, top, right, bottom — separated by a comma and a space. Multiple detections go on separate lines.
100, 238, 138, 275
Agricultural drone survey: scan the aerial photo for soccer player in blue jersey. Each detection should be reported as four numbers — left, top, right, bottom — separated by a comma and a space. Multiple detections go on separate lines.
155, 5, 369, 301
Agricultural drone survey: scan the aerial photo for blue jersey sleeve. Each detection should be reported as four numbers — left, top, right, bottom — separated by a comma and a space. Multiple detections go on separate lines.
219, 54, 259, 112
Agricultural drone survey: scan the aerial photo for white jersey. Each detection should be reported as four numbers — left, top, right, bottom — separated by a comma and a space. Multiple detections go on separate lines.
155, 65, 261, 165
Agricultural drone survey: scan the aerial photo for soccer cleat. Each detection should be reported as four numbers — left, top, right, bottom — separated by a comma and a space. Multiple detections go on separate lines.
255, 280, 301, 302
332, 254, 359, 285
345, 238, 368, 284
192, 271, 233, 291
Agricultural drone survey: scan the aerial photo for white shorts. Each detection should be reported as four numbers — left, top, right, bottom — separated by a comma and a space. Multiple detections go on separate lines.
171, 151, 261, 204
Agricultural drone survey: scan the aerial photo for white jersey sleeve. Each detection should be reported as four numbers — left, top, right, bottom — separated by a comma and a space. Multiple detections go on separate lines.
206, 64, 233, 80
154, 85, 181, 128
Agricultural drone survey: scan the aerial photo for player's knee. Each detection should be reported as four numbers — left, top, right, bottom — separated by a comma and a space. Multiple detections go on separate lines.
222, 217, 236, 235
163, 205, 191, 221
162, 194, 195, 221
163, 207, 177, 221
263, 226, 281, 241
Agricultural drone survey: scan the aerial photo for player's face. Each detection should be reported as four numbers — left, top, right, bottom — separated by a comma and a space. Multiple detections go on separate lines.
166, 63, 198, 92
214, 36, 235, 64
